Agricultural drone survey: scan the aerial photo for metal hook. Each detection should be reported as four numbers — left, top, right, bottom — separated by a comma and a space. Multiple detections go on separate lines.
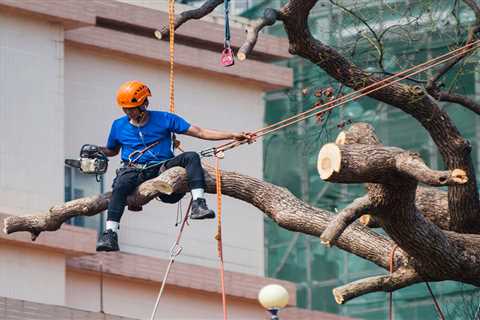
200, 147, 216, 158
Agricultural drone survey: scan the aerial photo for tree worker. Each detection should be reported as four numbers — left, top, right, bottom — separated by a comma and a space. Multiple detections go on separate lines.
95, 80, 253, 252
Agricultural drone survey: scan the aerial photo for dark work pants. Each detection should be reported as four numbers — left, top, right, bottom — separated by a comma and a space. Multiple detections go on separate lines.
107, 151, 205, 223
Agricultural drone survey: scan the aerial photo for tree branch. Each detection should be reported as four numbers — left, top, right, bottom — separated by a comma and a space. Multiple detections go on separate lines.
318, 143, 467, 186
237, 8, 279, 61
395, 152, 468, 185
320, 195, 371, 246
426, 0, 480, 87
435, 91, 480, 115
333, 268, 421, 304
155, 0, 223, 40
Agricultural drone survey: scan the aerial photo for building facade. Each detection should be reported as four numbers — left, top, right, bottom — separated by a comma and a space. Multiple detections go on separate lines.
0, 0, 351, 319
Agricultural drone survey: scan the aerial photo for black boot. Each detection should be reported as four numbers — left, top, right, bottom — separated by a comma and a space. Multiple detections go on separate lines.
96, 229, 119, 252
191, 198, 215, 220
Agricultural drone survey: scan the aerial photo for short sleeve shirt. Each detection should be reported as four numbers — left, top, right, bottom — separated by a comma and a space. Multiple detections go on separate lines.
107, 111, 191, 163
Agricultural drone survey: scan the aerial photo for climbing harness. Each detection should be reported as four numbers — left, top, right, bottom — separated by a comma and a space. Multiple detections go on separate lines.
214, 153, 228, 320
150, 199, 192, 320
127, 141, 160, 165
201, 39, 480, 158
388, 246, 445, 320
221, 0, 234, 67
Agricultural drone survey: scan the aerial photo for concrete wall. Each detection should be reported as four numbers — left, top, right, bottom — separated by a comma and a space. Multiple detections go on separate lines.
64, 44, 265, 275
1, 296, 134, 320
0, 10, 64, 214
0, 243, 65, 305
66, 269, 266, 320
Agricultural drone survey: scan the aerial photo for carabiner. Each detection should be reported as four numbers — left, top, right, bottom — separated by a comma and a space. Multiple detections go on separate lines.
200, 147, 216, 158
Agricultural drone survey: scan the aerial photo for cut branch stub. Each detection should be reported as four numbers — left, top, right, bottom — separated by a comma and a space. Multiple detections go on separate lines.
318, 143, 467, 186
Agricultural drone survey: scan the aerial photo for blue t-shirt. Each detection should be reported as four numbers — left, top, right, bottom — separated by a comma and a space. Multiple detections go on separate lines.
106, 111, 191, 163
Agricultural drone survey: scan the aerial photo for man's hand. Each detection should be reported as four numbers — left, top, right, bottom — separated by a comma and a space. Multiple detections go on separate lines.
232, 132, 256, 143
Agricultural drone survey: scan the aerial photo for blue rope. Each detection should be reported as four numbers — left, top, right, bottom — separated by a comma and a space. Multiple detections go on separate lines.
224, 0, 230, 48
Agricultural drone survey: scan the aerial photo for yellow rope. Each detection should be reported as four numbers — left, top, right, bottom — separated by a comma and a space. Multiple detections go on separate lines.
168, 0, 175, 114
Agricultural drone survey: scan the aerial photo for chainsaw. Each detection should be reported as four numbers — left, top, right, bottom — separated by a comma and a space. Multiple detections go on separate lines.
65, 144, 109, 178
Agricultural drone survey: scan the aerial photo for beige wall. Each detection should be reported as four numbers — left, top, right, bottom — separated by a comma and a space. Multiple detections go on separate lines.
0, 5, 268, 318
0, 243, 65, 305
66, 269, 266, 320
0, 10, 64, 214
64, 44, 265, 275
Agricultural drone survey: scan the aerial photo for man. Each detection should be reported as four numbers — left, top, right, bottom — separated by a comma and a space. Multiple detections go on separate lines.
95, 80, 252, 252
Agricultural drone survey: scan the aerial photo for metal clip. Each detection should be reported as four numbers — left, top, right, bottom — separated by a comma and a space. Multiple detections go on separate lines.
169, 244, 183, 258
200, 147, 216, 158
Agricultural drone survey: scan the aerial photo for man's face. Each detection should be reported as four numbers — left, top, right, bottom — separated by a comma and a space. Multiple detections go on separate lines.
123, 106, 145, 122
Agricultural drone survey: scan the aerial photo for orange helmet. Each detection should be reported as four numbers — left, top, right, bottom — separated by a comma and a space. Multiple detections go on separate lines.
116, 81, 152, 108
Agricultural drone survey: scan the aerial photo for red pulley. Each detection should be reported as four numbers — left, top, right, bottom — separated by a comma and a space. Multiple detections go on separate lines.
221, 47, 235, 67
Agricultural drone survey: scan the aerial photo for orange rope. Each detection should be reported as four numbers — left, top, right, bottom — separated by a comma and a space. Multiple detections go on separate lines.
167, 0, 182, 150
211, 40, 480, 155
214, 156, 228, 320
150, 200, 192, 320
168, 0, 175, 114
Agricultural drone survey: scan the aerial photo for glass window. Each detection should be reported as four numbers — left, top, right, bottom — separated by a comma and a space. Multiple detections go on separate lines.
65, 166, 105, 233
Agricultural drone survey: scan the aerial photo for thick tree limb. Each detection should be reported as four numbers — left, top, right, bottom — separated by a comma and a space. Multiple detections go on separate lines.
320, 195, 371, 246
4, 166, 398, 270
279, 0, 480, 233
3, 177, 174, 240
237, 8, 279, 61
333, 268, 421, 304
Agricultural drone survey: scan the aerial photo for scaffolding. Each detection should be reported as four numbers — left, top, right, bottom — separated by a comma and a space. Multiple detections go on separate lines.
243, 0, 480, 319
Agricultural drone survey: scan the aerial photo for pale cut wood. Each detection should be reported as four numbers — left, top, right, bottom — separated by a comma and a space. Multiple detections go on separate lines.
317, 143, 342, 179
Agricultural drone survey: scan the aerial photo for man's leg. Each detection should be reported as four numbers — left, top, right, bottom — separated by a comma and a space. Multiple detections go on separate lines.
97, 168, 142, 251
163, 152, 215, 219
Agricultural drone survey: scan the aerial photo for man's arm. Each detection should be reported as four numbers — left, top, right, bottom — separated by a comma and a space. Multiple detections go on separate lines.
184, 125, 254, 141
99, 145, 120, 157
